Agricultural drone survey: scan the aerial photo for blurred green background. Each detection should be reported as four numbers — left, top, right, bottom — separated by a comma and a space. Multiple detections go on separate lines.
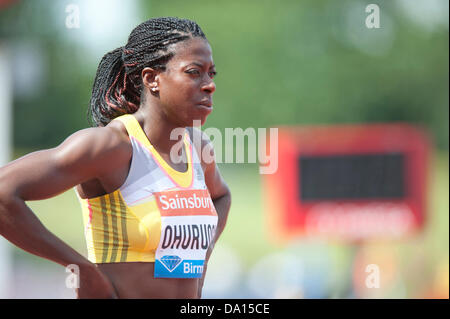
0, 0, 448, 298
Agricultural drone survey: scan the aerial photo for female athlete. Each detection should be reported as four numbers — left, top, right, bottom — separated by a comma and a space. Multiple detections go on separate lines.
0, 17, 231, 299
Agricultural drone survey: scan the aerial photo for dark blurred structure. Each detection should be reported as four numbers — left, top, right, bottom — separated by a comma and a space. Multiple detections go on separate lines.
263, 123, 430, 242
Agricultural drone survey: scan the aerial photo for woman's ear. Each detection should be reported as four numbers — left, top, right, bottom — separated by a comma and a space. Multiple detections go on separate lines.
141, 67, 159, 93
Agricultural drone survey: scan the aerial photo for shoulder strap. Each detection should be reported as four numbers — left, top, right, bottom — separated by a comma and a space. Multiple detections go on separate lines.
113, 114, 154, 150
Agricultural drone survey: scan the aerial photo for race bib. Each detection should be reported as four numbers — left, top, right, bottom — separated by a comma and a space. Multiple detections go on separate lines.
153, 189, 218, 278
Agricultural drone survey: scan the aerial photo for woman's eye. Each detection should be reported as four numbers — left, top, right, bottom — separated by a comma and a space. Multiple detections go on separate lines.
186, 69, 217, 79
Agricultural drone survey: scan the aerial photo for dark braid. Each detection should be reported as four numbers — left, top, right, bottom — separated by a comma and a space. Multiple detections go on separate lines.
88, 17, 207, 127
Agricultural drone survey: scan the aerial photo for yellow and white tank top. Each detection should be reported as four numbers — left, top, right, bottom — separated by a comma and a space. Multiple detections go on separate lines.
76, 114, 218, 278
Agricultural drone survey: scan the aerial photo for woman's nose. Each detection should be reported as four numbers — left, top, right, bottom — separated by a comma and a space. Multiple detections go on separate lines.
202, 79, 216, 94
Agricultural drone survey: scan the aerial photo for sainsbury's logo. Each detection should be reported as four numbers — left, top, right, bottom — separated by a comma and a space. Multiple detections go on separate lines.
159, 193, 211, 210
154, 189, 217, 216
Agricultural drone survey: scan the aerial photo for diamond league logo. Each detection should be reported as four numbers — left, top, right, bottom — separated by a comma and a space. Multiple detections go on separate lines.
160, 255, 183, 272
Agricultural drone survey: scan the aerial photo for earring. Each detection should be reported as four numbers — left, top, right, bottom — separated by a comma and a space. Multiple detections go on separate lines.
151, 87, 157, 92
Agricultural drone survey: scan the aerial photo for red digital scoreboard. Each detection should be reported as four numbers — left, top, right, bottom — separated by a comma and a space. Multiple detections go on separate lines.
262, 123, 430, 242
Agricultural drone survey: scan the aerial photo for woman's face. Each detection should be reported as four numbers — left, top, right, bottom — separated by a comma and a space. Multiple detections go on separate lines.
153, 37, 217, 127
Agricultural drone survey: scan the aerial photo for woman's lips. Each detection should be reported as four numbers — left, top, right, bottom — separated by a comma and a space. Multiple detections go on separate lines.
198, 101, 212, 107
196, 103, 213, 113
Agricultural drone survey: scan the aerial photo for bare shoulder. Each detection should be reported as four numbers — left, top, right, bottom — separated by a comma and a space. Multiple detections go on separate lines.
54, 120, 131, 174
186, 126, 215, 171
186, 126, 229, 199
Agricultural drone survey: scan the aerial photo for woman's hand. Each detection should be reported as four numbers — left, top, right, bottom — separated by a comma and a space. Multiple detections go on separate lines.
197, 242, 215, 298
197, 262, 207, 298
76, 264, 118, 299
197, 255, 211, 298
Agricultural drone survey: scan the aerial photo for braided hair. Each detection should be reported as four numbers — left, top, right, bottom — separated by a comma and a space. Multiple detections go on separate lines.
88, 17, 207, 127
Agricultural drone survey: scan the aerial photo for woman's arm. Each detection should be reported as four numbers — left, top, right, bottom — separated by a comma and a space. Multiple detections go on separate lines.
0, 126, 131, 298
206, 164, 232, 252
190, 128, 232, 298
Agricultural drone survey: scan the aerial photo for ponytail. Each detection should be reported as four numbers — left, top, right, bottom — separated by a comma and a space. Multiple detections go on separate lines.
88, 47, 140, 127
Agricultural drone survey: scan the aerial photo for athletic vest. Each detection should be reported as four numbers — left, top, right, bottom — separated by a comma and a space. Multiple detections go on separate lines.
75, 114, 218, 278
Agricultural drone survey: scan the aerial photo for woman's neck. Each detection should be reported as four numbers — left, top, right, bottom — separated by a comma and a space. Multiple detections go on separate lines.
132, 104, 186, 157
